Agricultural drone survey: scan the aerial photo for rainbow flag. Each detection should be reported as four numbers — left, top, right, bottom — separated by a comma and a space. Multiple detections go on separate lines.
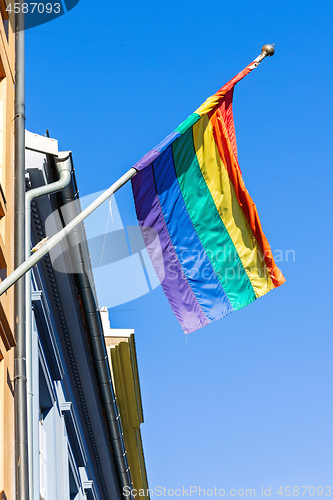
131, 61, 285, 333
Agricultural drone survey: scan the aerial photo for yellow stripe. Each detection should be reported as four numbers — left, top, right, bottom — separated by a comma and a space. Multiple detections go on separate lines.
194, 91, 227, 117
192, 115, 273, 298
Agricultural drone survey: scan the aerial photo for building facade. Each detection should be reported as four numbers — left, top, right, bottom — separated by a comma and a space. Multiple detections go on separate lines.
25, 131, 149, 500
101, 309, 149, 498
0, 2, 15, 499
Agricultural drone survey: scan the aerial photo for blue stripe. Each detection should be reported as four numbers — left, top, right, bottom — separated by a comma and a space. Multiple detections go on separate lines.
153, 146, 233, 321
154, 131, 181, 153
132, 164, 209, 333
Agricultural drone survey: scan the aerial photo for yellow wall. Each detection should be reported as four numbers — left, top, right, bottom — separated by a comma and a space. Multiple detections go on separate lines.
105, 333, 149, 499
0, 1, 16, 498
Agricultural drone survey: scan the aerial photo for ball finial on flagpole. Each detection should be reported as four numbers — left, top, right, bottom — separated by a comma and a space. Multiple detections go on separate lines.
261, 44, 275, 56
253, 44, 275, 66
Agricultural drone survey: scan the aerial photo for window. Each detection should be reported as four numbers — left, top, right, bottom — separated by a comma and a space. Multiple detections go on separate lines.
68, 445, 80, 500
39, 407, 47, 500
0, 57, 7, 286
0, 1, 9, 40
0, 61, 6, 190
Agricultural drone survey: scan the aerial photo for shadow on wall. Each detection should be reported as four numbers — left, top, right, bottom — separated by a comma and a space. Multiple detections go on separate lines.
0, 491, 7, 500
7, 369, 14, 397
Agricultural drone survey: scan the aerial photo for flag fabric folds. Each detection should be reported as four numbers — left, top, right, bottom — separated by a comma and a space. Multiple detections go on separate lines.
131, 61, 285, 333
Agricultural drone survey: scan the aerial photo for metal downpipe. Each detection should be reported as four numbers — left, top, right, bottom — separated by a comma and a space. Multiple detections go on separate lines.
60, 178, 132, 495
14, 5, 28, 500
25, 152, 72, 500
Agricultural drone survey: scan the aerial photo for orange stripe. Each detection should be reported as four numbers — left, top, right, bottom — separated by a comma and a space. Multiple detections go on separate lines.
209, 107, 285, 288
195, 62, 256, 117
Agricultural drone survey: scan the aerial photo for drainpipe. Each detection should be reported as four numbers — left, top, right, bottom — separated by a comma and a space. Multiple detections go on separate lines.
60, 178, 133, 495
14, 5, 28, 500
25, 152, 72, 500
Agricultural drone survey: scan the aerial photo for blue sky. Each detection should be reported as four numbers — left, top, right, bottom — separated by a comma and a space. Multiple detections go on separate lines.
26, 0, 333, 497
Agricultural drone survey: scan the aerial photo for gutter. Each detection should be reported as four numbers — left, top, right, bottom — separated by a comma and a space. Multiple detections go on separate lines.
59, 173, 132, 496
25, 151, 72, 500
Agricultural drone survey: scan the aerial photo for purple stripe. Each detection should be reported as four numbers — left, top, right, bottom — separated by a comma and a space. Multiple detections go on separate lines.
154, 131, 181, 153
133, 149, 160, 172
131, 165, 209, 333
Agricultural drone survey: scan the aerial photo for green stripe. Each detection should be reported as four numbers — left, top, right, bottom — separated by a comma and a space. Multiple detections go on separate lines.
172, 126, 256, 309
175, 113, 200, 135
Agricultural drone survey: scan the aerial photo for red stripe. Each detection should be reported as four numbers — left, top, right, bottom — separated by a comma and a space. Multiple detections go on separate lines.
218, 89, 239, 165
206, 62, 256, 114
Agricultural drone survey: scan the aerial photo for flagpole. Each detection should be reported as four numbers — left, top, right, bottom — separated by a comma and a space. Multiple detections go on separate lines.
0, 167, 137, 296
253, 44, 275, 65
0, 44, 275, 297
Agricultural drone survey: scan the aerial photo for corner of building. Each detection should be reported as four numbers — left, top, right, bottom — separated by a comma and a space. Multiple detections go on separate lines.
0, 2, 16, 499
101, 307, 150, 500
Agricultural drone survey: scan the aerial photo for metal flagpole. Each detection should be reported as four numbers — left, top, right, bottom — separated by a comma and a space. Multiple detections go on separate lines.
0, 167, 137, 296
253, 43, 275, 64
0, 44, 275, 298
